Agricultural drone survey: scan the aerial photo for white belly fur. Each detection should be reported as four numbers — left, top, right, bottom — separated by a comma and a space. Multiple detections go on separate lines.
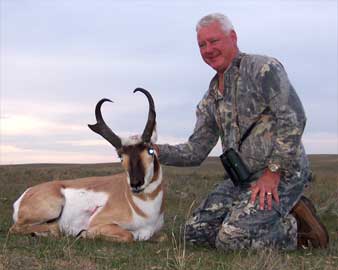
58, 188, 109, 236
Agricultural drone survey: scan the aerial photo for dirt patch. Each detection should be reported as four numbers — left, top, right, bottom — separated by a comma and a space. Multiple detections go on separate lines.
0, 253, 40, 270
52, 257, 97, 270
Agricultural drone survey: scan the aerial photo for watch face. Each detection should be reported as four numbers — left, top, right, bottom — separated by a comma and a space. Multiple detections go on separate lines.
269, 164, 279, 172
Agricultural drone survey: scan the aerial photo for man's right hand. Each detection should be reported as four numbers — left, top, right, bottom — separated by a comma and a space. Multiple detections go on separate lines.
250, 169, 280, 211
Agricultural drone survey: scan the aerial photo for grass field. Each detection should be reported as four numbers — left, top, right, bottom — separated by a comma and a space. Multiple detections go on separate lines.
0, 155, 337, 270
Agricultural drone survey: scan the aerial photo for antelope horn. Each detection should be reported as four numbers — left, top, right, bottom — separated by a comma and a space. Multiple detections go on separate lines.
88, 98, 122, 149
133, 88, 156, 143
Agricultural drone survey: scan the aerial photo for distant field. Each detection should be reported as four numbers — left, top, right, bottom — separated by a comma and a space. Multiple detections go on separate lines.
0, 155, 337, 270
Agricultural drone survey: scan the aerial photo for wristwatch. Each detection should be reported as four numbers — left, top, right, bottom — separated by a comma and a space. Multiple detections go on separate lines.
268, 163, 280, 173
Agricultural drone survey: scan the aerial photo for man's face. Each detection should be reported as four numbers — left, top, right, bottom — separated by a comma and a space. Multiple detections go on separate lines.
197, 21, 238, 74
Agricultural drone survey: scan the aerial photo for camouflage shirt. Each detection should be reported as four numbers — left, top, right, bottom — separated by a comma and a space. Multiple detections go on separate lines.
159, 52, 309, 174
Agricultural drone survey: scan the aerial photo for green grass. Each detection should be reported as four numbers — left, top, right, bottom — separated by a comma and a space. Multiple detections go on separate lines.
0, 155, 337, 270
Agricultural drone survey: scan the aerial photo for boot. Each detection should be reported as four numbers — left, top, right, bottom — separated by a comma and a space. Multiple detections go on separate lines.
291, 196, 329, 248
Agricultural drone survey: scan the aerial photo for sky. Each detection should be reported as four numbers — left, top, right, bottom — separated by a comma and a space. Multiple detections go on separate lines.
1, 0, 337, 164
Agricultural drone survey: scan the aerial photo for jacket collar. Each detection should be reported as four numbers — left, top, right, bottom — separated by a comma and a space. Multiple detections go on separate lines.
208, 52, 245, 99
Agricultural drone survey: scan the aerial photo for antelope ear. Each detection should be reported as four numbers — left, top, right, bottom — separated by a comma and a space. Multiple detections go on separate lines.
150, 125, 157, 143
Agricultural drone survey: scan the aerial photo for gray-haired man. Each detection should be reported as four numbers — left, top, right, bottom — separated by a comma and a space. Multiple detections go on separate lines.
156, 13, 329, 250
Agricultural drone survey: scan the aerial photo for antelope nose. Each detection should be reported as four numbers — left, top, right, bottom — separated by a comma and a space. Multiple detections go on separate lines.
130, 181, 140, 188
131, 186, 143, 194
130, 180, 143, 193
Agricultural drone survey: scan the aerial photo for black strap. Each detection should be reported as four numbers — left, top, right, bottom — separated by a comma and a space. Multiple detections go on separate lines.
238, 107, 270, 151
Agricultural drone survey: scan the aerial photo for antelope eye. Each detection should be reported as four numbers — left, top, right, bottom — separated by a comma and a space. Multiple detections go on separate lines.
148, 148, 154, 156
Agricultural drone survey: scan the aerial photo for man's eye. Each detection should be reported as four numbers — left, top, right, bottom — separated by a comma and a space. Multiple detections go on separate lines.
148, 148, 154, 155
210, 39, 219, 44
199, 43, 206, 48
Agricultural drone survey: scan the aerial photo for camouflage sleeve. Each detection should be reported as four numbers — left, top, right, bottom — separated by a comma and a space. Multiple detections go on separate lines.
158, 97, 219, 166
260, 59, 307, 170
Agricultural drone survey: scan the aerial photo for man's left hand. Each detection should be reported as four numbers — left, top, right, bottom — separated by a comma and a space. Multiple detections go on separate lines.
250, 169, 280, 210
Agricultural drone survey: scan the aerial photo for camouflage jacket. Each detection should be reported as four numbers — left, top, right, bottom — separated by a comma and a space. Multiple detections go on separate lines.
158, 52, 309, 174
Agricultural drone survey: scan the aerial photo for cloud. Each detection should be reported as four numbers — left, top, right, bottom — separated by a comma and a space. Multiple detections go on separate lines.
1, 98, 89, 118
56, 139, 106, 147
1, 114, 84, 136
1, 144, 117, 164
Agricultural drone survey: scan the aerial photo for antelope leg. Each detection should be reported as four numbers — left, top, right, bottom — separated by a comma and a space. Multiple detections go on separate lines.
82, 224, 134, 242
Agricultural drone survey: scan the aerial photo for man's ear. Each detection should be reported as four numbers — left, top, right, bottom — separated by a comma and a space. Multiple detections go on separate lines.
230, 30, 237, 44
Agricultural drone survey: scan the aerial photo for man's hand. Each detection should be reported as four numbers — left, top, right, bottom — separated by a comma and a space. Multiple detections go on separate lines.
250, 169, 280, 210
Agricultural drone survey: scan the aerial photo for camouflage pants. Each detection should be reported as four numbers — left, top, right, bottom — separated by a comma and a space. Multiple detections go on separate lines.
185, 172, 307, 251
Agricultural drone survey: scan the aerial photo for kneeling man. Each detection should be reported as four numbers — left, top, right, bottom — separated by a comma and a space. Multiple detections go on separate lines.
155, 13, 329, 250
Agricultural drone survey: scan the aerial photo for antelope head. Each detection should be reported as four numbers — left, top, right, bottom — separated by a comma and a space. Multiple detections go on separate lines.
88, 88, 159, 194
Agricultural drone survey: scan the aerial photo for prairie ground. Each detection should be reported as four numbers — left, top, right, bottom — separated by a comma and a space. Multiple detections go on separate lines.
0, 155, 337, 270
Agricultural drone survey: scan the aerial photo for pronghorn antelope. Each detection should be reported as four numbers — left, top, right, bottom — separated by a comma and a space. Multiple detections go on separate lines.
10, 88, 164, 242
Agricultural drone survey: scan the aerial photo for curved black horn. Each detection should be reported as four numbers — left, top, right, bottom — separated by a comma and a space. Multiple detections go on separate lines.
133, 88, 156, 143
88, 98, 122, 149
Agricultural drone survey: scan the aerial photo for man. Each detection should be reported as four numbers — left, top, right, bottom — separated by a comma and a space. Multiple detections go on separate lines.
156, 13, 329, 250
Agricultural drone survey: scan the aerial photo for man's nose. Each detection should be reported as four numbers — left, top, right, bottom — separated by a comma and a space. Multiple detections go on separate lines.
205, 43, 213, 54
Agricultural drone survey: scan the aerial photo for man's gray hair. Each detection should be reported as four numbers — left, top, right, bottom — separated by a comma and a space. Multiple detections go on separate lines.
196, 13, 234, 33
